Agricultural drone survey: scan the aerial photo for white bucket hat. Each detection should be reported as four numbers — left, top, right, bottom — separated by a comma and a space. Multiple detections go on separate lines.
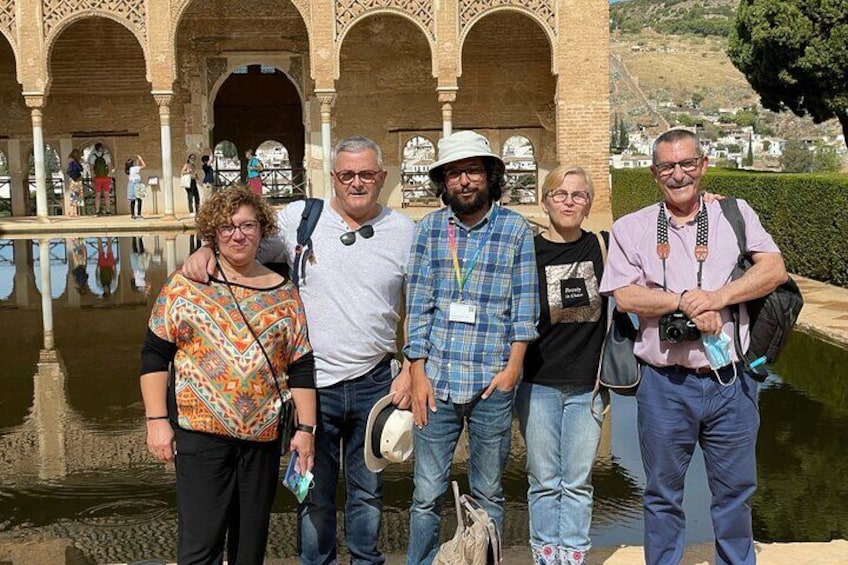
364, 393, 414, 473
428, 131, 506, 182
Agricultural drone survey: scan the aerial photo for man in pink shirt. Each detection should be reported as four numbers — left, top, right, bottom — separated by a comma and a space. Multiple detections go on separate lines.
600, 128, 787, 565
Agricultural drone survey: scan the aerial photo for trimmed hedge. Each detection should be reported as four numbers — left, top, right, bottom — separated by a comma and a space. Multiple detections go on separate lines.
611, 168, 848, 287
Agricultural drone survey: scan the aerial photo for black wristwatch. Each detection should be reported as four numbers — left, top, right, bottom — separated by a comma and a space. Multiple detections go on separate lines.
295, 423, 316, 435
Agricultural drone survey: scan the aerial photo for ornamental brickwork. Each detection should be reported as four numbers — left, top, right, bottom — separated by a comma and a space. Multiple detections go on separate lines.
0, 0, 610, 217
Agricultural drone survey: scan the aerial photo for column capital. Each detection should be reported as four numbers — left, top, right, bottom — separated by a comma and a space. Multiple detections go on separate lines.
314, 89, 337, 108
436, 86, 458, 104
152, 90, 173, 108
23, 93, 45, 109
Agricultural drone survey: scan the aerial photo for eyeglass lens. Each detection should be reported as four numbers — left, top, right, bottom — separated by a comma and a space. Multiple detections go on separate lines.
445, 167, 485, 183
219, 221, 259, 236
335, 170, 379, 184
547, 191, 589, 204
655, 157, 701, 176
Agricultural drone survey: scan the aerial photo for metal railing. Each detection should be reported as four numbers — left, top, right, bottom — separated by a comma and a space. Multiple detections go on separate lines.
214, 163, 308, 204
27, 177, 117, 216
502, 167, 538, 205
401, 171, 439, 207
0, 177, 10, 217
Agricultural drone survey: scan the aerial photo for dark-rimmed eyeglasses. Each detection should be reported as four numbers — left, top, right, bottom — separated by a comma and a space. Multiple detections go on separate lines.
444, 166, 485, 184
653, 157, 702, 177
340, 224, 375, 246
334, 170, 381, 184
545, 190, 590, 205
218, 221, 260, 238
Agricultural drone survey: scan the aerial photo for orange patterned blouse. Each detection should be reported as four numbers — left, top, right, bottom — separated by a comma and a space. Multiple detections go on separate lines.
149, 272, 312, 441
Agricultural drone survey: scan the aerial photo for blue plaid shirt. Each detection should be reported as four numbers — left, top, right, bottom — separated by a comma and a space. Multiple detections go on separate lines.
404, 204, 539, 403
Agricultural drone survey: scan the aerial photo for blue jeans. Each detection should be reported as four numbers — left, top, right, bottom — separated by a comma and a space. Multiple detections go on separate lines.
407, 389, 514, 565
515, 382, 607, 565
637, 364, 759, 565
297, 359, 393, 565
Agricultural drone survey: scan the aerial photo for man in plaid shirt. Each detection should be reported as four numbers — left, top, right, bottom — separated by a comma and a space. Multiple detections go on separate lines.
404, 131, 539, 564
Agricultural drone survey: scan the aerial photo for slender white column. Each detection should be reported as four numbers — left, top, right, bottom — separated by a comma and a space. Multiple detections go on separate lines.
153, 92, 175, 218
25, 95, 48, 218
316, 91, 336, 197
38, 238, 54, 349
438, 88, 458, 138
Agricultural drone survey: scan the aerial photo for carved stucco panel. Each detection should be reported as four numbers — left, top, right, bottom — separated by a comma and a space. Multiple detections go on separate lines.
459, 0, 555, 35
206, 57, 227, 94
43, 0, 147, 40
336, 0, 434, 41
172, 0, 310, 27
0, 1, 15, 44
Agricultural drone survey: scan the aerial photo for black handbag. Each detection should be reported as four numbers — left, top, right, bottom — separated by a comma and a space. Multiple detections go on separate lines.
720, 198, 804, 381
598, 304, 641, 395
592, 232, 641, 396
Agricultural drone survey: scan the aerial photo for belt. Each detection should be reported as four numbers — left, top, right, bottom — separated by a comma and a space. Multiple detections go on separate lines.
669, 363, 734, 375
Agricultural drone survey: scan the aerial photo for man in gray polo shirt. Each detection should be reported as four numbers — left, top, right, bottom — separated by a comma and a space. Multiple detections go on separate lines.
183, 135, 414, 564
600, 128, 787, 565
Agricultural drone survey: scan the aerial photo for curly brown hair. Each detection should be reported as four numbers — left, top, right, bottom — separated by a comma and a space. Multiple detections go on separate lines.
194, 185, 279, 244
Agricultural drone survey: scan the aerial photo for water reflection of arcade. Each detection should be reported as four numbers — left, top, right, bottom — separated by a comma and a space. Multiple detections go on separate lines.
0, 235, 189, 481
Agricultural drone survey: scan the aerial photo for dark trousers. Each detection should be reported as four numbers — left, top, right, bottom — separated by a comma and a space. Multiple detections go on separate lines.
298, 357, 393, 565
185, 180, 200, 213
637, 364, 759, 565
174, 426, 282, 565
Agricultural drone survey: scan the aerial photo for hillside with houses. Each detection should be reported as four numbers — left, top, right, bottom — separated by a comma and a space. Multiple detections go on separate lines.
608, 0, 847, 172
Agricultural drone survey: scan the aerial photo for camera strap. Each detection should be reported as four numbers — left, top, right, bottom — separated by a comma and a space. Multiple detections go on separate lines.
656, 199, 709, 291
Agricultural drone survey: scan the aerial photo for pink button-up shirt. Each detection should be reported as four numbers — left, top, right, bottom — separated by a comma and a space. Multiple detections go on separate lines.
600, 198, 780, 368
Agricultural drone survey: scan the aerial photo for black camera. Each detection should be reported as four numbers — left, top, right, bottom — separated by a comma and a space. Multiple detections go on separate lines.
659, 310, 701, 343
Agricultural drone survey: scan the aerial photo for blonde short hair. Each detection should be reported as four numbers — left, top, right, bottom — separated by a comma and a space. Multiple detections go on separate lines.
541, 165, 595, 202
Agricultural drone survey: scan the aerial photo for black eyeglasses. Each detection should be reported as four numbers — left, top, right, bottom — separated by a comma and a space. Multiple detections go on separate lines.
340, 224, 375, 246
653, 157, 702, 177
334, 170, 381, 184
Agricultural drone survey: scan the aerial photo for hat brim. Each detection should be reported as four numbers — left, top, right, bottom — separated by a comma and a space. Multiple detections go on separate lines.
364, 393, 398, 473
428, 153, 506, 183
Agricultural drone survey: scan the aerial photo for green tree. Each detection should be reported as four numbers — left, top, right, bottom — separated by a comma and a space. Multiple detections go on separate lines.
728, 1, 848, 149
781, 140, 813, 173
691, 92, 704, 108
618, 119, 629, 151
811, 144, 844, 173
744, 134, 754, 167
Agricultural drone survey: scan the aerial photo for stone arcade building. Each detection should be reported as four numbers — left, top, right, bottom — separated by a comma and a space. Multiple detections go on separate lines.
0, 0, 609, 217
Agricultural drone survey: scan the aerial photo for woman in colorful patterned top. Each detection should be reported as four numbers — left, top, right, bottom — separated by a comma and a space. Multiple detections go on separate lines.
140, 186, 317, 565
516, 166, 609, 565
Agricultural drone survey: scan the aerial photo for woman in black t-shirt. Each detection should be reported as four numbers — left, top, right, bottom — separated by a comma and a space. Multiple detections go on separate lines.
516, 165, 609, 565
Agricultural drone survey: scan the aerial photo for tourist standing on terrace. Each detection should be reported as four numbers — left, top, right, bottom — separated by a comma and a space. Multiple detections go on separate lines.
517, 165, 609, 565
141, 186, 317, 565
183, 136, 415, 565
404, 130, 539, 564
600, 128, 787, 565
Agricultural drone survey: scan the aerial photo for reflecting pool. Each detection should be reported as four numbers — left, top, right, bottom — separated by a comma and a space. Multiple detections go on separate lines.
0, 235, 845, 562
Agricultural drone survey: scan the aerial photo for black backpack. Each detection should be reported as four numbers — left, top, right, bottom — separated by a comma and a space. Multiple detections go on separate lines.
265, 198, 323, 288
720, 198, 804, 380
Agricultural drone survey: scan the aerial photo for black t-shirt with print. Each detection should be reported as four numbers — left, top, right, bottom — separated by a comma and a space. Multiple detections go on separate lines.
523, 230, 608, 389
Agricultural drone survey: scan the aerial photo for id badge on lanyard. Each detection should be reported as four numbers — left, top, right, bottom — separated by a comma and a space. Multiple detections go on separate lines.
446, 209, 497, 325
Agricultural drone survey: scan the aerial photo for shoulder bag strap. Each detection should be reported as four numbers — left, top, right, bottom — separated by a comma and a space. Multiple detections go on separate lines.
591, 231, 611, 417
719, 198, 753, 367
292, 198, 324, 288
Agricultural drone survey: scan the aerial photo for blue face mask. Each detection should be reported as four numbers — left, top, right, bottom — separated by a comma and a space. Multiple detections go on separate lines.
702, 332, 732, 370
